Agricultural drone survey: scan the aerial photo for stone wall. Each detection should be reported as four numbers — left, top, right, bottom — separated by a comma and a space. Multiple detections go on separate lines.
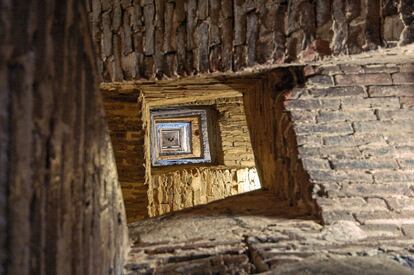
217, 97, 256, 167
284, 61, 414, 235
100, 56, 414, 232
150, 167, 260, 215
102, 88, 148, 222
242, 68, 317, 212
88, 0, 414, 81
0, 0, 128, 274
146, 96, 259, 216
101, 82, 260, 220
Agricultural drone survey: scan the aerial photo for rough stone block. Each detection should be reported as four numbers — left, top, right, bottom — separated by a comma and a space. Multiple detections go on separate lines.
294, 122, 353, 136
299, 147, 362, 159
383, 14, 405, 42
290, 111, 317, 122
296, 135, 323, 146
314, 181, 342, 195
363, 64, 399, 74
323, 135, 355, 146
323, 134, 385, 147
331, 159, 398, 170
402, 224, 414, 237
317, 197, 367, 210
400, 63, 414, 72
319, 65, 342, 75
335, 74, 392, 86
393, 146, 414, 157
400, 97, 414, 108
301, 158, 331, 171
399, 159, 414, 169
318, 110, 376, 123
321, 210, 355, 224
366, 198, 389, 209
309, 86, 365, 97
307, 75, 334, 86
356, 210, 414, 224
392, 73, 414, 84
360, 223, 401, 234
368, 85, 414, 97
353, 134, 386, 146
360, 146, 396, 158
377, 109, 414, 120
301, 40, 332, 61
336, 65, 363, 74
308, 170, 373, 182
386, 197, 414, 211
374, 171, 414, 182
285, 98, 340, 111
341, 183, 414, 197
286, 88, 310, 99
317, 111, 348, 122
385, 134, 414, 146
341, 97, 400, 110
353, 121, 414, 133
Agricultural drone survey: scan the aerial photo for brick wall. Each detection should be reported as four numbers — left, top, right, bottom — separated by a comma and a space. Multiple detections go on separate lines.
102, 83, 260, 220
88, 0, 414, 81
102, 89, 148, 222
101, 59, 414, 233
284, 62, 414, 236
149, 167, 260, 216
242, 68, 317, 212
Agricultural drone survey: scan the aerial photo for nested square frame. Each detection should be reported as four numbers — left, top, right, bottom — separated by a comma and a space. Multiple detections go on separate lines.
155, 117, 201, 160
150, 108, 212, 166
157, 122, 191, 154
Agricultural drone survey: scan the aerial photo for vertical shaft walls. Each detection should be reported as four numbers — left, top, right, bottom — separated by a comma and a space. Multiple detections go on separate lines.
89, 0, 413, 81
0, 1, 128, 274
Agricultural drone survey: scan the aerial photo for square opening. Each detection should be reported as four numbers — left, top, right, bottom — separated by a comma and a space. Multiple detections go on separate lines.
150, 107, 212, 167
